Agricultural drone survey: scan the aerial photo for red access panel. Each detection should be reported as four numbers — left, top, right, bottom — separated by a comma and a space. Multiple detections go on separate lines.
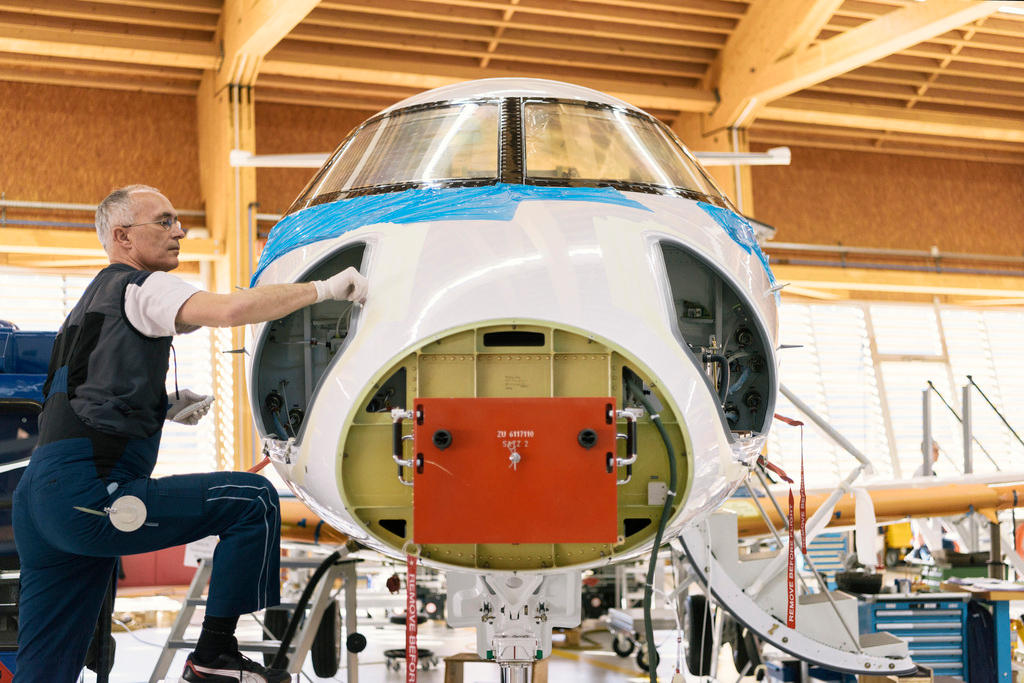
412, 397, 619, 544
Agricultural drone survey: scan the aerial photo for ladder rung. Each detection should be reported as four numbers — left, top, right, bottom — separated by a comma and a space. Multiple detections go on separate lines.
185, 599, 302, 609
166, 639, 294, 654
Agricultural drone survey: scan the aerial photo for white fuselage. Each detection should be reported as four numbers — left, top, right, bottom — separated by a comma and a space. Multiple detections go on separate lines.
247, 191, 779, 573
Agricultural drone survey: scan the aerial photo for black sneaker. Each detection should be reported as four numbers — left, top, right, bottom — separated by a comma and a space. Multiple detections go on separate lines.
180, 651, 291, 682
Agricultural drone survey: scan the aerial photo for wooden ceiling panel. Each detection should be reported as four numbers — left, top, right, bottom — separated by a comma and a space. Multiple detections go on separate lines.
316, 0, 731, 47
0, 8, 213, 43
0, 0, 217, 31
0, 0, 1018, 163
394, 0, 741, 33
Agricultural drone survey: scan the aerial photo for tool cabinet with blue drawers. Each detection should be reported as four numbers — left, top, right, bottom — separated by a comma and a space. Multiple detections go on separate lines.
858, 593, 970, 680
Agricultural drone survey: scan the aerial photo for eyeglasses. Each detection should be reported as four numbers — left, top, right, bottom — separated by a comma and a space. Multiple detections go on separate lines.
122, 216, 182, 232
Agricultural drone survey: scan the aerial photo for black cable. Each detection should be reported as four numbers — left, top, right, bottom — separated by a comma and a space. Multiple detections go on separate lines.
629, 379, 677, 683
966, 375, 1024, 451
271, 550, 343, 670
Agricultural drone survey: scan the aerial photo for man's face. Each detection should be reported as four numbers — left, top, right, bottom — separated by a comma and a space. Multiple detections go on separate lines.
117, 191, 185, 272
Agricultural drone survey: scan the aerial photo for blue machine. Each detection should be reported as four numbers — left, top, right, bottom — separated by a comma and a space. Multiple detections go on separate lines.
0, 321, 56, 670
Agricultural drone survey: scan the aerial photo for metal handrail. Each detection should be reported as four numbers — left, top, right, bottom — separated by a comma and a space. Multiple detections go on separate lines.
925, 381, 1001, 471
967, 375, 1024, 451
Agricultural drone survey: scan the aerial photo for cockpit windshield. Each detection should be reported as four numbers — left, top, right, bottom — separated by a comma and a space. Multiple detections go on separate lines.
523, 101, 719, 197
287, 97, 724, 215
291, 101, 500, 210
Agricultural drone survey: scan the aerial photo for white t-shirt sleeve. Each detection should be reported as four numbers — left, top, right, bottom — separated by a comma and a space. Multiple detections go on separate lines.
124, 271, 201, 338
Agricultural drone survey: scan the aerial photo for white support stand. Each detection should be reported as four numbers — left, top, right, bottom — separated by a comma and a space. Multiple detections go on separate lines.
446, 570, 581, 680
149, 554, 360, 682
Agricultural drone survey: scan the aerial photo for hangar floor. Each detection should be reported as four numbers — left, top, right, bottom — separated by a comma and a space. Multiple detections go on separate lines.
79, 617, 704, 682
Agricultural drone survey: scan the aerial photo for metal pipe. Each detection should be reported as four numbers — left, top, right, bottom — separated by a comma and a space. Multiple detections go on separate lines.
922, 390, 933, 477
0, 219, 95, 229
765, 241, 1024, 265
499, 663, 531, 683
0, 198, 204, 217
962, 385, 973, 475
737, 480, 1024, 537
780, 384, 874, 472
769, 257, 1024, 279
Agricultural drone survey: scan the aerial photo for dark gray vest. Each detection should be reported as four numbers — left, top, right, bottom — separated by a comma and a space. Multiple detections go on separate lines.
42, 264, 172, 440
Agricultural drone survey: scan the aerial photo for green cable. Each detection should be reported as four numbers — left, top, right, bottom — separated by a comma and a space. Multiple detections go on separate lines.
633, 384, 677, 683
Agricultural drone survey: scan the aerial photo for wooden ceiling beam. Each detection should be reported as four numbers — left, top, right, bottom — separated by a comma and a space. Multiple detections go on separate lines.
217, 0, 322, 86
753, 120, 1024, 152
317, 0, 730, 45
304, 9, 721, 59
809, 78, 1024, 112
346, 0, 739, 33
762, 96, 1024, 143
261, 46, 716, 113
0, 66, 198, 95
0, 227, 220, 261
0, 0, 217, 31
255, 89, 395, 111
749, 133, 1024, 165
255, 74, 418, 100
0, 52, 202, 79
704, 0, 845, 129
707, 0, 999, 132
570, 0, 747, 19
86, 0, 220, 13
0, 20, 215, 68
771, 264, 1024, 299
285, 28, 709, 78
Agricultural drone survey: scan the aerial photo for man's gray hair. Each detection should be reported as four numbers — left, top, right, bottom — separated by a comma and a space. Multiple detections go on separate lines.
95, 184, 161, 253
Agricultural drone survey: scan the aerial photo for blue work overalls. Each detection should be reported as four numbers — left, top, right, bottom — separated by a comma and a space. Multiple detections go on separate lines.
12, 265, 280, 682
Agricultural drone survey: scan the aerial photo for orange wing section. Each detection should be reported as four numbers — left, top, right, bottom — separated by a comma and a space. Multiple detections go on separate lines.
412, 397, 619, 544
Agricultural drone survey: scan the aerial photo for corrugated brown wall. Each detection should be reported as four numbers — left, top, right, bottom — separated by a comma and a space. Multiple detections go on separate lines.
3, 80, 1021, 258
0, 81, 364, 216
254, 103, 367, 216
0, 81, 202, 209
750, 144, 1024, 256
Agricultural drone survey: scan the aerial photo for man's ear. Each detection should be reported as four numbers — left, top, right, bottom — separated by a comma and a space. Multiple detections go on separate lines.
111, 226, 132, 249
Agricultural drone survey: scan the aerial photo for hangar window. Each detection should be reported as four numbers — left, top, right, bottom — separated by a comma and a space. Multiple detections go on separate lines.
291, 101, 500, 209
522, 101, 722, 201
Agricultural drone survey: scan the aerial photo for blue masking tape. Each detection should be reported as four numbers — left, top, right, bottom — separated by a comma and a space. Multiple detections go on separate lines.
252, 183, 650, 284
696, 202, 777, 286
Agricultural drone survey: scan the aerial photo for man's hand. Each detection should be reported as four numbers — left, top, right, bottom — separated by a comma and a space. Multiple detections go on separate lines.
312, 267, 368, 305
167, 389, 214, 425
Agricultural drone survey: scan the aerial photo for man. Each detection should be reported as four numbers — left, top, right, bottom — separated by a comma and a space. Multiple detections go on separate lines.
12, 185, 366, 682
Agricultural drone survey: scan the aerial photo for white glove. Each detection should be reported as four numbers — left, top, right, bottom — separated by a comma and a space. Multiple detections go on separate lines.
312, 267, 367, 305
167, 388, 214, 425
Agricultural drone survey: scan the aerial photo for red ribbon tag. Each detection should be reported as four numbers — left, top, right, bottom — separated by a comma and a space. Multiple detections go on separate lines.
758, 455, 793, 484
799, 425, 806, 555
406, 554, 418, 682
787, 489, 796, 629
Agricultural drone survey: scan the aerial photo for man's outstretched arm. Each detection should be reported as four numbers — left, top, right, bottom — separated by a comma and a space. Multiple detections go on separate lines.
176, 267, 366, 329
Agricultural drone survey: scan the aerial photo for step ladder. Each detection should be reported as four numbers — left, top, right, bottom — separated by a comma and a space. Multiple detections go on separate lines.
149, 553, 360, 683
676, 512, 914, 676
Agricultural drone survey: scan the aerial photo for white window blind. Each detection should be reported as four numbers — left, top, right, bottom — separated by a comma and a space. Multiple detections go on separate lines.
767, 303, 890, 486
0, 268, 217, 476
768, 300, 1024, 486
